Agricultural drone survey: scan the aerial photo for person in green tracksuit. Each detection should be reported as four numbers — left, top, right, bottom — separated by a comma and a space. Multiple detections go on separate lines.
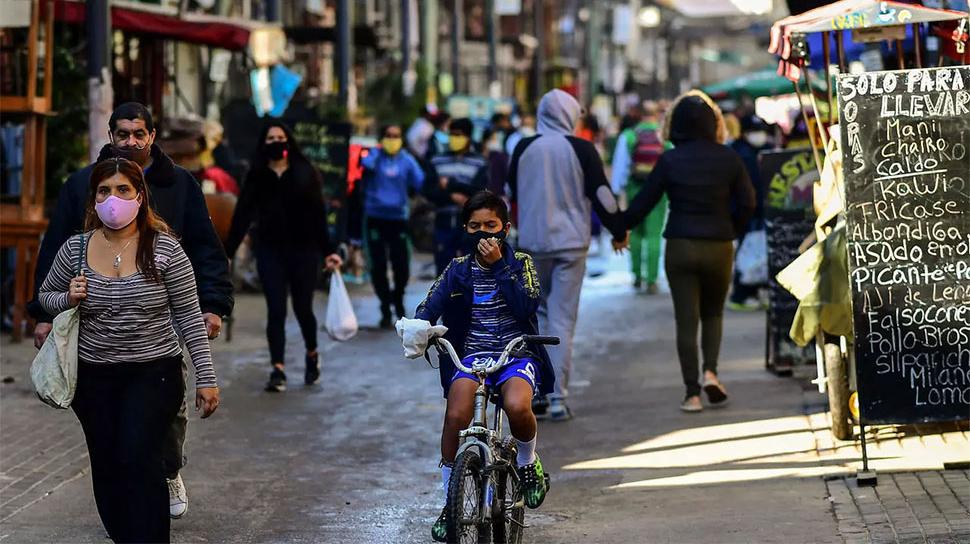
611, 102, 670, 294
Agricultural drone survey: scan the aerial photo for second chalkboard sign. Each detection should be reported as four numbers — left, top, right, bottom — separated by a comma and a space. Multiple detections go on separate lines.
760, 149, 818, 374
838, 65, 970, 424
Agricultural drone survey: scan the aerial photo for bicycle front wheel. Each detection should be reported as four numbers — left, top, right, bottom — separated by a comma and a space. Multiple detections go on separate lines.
446, 449, 489, 544
491, 466, 524, 544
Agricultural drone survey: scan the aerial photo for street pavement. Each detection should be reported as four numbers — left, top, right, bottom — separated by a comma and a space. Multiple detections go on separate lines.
1, 251, 967, 543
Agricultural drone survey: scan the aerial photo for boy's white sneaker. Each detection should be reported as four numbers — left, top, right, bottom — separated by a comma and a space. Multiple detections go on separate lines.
168, 473, 188, 519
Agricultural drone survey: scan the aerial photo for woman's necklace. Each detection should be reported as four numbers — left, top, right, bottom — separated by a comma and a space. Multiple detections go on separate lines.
100, 229, 136, 270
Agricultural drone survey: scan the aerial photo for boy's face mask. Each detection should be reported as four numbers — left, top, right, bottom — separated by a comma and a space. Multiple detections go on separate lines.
462, 228, 507, 256
381, 137, 403, 155
449, 135, 469, 153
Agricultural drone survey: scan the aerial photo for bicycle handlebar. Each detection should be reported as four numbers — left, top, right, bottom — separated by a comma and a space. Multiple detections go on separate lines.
430, 334, 560, 375
521, 335, 560, 346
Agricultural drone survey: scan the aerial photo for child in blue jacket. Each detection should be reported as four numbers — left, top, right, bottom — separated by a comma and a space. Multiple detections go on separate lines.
361, 124, 425, 326
414, 191, 554, 542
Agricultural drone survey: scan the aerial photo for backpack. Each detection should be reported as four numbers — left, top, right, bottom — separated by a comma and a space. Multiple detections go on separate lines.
630, 127, 664, 182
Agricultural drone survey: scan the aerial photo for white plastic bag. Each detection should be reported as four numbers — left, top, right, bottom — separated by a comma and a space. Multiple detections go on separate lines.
736, 229, 768, 286
395, 317, 449, 359
325, 272, 358, 341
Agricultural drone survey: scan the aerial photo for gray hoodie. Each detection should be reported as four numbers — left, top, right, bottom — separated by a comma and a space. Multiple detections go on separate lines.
509, 90, 625, 254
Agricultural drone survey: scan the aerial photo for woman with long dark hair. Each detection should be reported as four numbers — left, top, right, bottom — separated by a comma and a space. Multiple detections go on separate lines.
39, 157, 220, 543
226, 120, 343, 392
623, 91, 756, 413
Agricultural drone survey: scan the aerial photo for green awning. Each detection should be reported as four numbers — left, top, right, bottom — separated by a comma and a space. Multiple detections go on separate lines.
703, 68, 826, 99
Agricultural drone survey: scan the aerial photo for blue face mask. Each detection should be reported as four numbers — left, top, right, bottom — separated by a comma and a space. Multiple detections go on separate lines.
462, 228, 507, 256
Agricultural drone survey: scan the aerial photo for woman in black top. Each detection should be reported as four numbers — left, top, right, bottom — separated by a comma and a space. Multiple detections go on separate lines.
226, 121, 343, 392
623, 91, 756, 413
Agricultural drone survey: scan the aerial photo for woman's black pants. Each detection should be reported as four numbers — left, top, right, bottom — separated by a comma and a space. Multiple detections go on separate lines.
665, 238, 734, 398
255, 245, 321, 364
72, 358, 184, 544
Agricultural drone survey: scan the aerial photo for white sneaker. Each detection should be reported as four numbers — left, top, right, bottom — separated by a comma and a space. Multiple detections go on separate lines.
168, 473, 188, 519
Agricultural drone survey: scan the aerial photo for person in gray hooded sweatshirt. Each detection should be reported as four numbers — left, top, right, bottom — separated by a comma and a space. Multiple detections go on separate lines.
508, 89, 628, 420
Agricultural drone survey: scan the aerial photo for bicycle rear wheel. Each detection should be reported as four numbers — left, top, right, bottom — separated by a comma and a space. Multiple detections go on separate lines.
491, 467, 524, 544
446, 449, 489, 543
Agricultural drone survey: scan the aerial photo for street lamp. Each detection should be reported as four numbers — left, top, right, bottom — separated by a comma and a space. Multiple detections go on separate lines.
638, 6, 661, 28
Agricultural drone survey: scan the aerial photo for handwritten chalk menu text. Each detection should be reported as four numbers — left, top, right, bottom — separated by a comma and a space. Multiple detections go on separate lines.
838, 66, 970, 424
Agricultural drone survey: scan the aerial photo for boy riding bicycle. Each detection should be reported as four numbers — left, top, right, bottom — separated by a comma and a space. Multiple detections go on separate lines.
412, 191, 555, 542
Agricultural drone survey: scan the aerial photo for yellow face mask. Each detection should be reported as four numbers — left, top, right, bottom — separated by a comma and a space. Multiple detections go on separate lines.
381, 137, 403, 155
449, 135, 469, 153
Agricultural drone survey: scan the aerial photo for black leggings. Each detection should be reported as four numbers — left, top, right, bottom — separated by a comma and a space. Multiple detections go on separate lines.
366, 217, 410, 309
256, 245, 320, 364
73, 358, 184, 544
665, 238, 734, 397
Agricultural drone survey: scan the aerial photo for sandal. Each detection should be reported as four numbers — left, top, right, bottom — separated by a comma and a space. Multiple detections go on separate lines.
702, 378, 729, 407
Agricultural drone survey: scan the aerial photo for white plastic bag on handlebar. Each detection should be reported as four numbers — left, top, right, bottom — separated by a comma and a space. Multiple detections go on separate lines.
395, 318, 448, 359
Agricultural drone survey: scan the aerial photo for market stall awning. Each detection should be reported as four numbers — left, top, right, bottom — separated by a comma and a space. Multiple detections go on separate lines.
49, 0, 275, 51
771, 0, 965, 35
703, 68, 826, 99
768, 0, 968, 81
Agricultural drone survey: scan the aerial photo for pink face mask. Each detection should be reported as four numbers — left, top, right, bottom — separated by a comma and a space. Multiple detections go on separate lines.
95, 195, 141, 230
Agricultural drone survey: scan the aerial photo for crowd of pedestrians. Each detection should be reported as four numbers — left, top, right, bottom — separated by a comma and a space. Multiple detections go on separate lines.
25, 83, 781, 541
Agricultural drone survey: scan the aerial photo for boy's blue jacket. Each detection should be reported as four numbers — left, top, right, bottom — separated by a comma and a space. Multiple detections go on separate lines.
415, 249, 556, 398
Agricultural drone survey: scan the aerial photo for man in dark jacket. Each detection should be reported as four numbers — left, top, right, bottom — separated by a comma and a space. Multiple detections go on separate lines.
424, 118, 488, 275
728, 114, 772, 311
28, 102, 234, 520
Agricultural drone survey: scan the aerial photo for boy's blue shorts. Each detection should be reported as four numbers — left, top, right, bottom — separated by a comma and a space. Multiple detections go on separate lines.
452, 355, 537, 393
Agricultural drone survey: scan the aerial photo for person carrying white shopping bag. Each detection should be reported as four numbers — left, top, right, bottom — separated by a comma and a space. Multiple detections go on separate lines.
325, 269, 359, 341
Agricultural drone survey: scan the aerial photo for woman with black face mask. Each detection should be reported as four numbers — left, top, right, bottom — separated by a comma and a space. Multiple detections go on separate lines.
226, 121, 344, 392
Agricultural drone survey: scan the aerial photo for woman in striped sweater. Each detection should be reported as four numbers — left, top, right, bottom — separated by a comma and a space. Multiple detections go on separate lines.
39, 158, 219, 543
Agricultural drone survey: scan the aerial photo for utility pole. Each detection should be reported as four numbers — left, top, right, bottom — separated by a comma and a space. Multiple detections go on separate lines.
486, 0, 497, 89
402, 0, 414, 96
586, 0, 601, 103
421, 0, 439, 104
336, 0, 351, 110
532, 0, 544, 104
451, 0, 463, 95
87, 0, 112, 163
265, 0, 280, 21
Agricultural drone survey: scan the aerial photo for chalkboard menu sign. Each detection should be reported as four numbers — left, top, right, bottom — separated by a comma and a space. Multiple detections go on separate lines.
760, 149, 818, 374
289, 120, 352, 200
838, 66, 970, 424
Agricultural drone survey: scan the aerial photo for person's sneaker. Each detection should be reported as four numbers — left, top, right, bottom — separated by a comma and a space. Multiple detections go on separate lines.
646, 282, 659, 295
532, 395, 550, 420
548, 397, 573, 422
265, 367, 286, 392
167, 473, 188, 519
304, 353, 320, 386
633, 277, 643, 289
680, 395, 703, 412
518, 455, 550, 509
431, 506, 447, 542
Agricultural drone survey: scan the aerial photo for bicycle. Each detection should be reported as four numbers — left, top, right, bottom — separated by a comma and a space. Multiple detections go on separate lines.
427, 333, 560, 544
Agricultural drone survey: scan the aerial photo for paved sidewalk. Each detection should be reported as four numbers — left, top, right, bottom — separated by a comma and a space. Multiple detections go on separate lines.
827, 471, 970, 543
